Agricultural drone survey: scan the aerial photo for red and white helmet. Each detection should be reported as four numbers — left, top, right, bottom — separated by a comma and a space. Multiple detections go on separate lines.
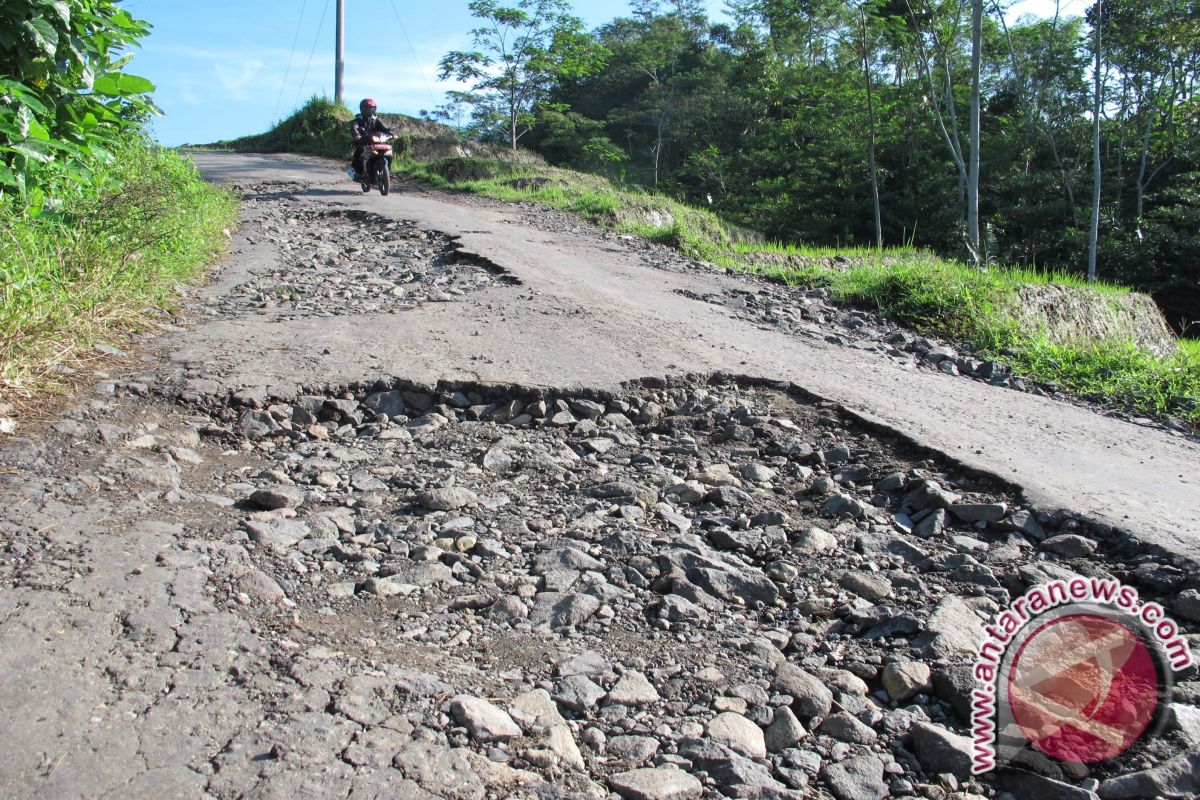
359, 98, 377, 114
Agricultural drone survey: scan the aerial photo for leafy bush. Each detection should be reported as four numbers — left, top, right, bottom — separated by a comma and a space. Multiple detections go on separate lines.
1, 1, 158, 201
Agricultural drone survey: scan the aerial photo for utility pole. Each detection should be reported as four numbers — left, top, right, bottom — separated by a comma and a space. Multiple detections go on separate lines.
335, 0, 345, 106
1088, 0, 1102, 284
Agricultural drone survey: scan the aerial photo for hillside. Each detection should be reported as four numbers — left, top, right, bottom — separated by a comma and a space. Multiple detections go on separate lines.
210, 97, 544, 165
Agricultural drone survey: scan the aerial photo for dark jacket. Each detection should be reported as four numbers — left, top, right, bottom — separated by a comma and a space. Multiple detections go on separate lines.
351, 114, 393, 145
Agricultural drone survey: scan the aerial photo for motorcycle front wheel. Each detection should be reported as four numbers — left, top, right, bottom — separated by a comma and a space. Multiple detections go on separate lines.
379, 163, 390, 196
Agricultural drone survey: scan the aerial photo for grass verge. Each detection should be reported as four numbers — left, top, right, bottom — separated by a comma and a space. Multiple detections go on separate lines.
1, 135, 238, 405
399, 156, 1199, 429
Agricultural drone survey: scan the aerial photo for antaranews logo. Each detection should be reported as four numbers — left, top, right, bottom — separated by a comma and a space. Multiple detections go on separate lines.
970, 577, 1195, 774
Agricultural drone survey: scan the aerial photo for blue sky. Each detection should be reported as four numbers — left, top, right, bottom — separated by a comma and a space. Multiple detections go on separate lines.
123, 0, 1072, 147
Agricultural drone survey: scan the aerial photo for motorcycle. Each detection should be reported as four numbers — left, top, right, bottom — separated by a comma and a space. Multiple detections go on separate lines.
359, 133, 393, 196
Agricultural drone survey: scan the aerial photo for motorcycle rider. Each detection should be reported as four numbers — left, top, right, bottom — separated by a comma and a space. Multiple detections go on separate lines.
349, 98, 393, 180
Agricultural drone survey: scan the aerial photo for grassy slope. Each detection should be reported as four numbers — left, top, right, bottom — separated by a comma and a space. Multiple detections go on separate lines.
0, 136, 237, 403
400, 157, 1199, 429
215, 97, 353, 159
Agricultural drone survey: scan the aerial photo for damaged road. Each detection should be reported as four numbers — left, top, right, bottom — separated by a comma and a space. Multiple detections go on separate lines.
0, 151, 1197, 800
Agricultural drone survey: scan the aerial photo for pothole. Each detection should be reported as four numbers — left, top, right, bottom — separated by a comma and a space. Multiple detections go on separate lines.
175, 374, 1198, 797
204, 208, 518, 320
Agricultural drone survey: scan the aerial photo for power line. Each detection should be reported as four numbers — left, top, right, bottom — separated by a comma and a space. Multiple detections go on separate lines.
297, 0, 333, 108
274, 0, 309, 121
388, 0, 441, 108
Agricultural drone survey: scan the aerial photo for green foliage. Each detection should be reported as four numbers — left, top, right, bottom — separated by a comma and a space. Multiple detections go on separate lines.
505, 0, 1199, 323
0, 0, 158, 199
1005, 338, 1200, 426
436, 0, 609, 149
218, 96, 354, 159
0, 132, 236, 396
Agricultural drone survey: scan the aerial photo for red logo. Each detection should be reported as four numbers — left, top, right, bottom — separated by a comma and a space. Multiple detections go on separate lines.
1007, 613, 1160, 763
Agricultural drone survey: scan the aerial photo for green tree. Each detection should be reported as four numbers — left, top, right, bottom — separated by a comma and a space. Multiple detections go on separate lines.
437, 0, 608, 150
0, 0, 158, 200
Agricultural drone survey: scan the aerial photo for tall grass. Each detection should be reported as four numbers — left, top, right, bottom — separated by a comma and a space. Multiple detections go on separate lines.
0, 134, 237, 400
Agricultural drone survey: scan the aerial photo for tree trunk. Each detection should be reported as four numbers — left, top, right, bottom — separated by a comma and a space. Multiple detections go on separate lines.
1135, 100, 1155, 238
510, 84, 518, 151
860, 6, 882, 249
1088, 0, 1103, 284
967, 0, 983, 267
905, 0, 968, 214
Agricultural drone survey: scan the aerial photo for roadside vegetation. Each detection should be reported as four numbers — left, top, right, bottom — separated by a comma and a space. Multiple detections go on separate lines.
1, 1, 237, 407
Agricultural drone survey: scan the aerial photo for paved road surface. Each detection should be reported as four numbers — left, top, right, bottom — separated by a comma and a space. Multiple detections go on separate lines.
183, 151, 1199, 564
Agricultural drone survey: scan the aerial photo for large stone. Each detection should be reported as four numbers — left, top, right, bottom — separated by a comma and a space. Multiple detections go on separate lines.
1039, 533, 1098, 558
361, 576, 417, 597
914, 595, 986, 659
765, 706, 806, 753
910, 721, 974, 780
772, 663, 833, 722
249, 484, 305, 510
999, 770, 1100, 800
665, 481, 707, 504
820, 754, 888, 800
793, 527, 838, 554
533, 547, 604, 574
838, 571, 892, 602
528, 592, 600, 630
1099, 750, 1200, 799
245, 519, 309, 552
513, 689, 584, 770
383, 562, 453, 587
609, 768, 703, 800
823, 493, 872, 520
557, 650, 612, 678
819, 712, 877, 744
362, 390, 406, 418
236, 569, 287, 604
904, 480, 960, 510
606, 671, 659, 706
678, 739, 788, 797
1173, 589, 1200, 623
913, 508, 947, 539
590, 480, 657, 506
418, 487, 479, 511
688, 566, 778, 607
882, 661, 932, 703
607, 735, 659, 765
706, 712, 766, 759
1170, 702, 1200, 747
237, 409, 279, 439
949, 502, 1008, 523
649, 594, 710, 625
554, 674, 607, 711
449, 695, 522, 743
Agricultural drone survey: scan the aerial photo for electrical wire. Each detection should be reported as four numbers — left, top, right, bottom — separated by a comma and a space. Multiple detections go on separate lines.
388, 0, 441, 107
274, 0, 309, 120
296, 0, 333, 108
